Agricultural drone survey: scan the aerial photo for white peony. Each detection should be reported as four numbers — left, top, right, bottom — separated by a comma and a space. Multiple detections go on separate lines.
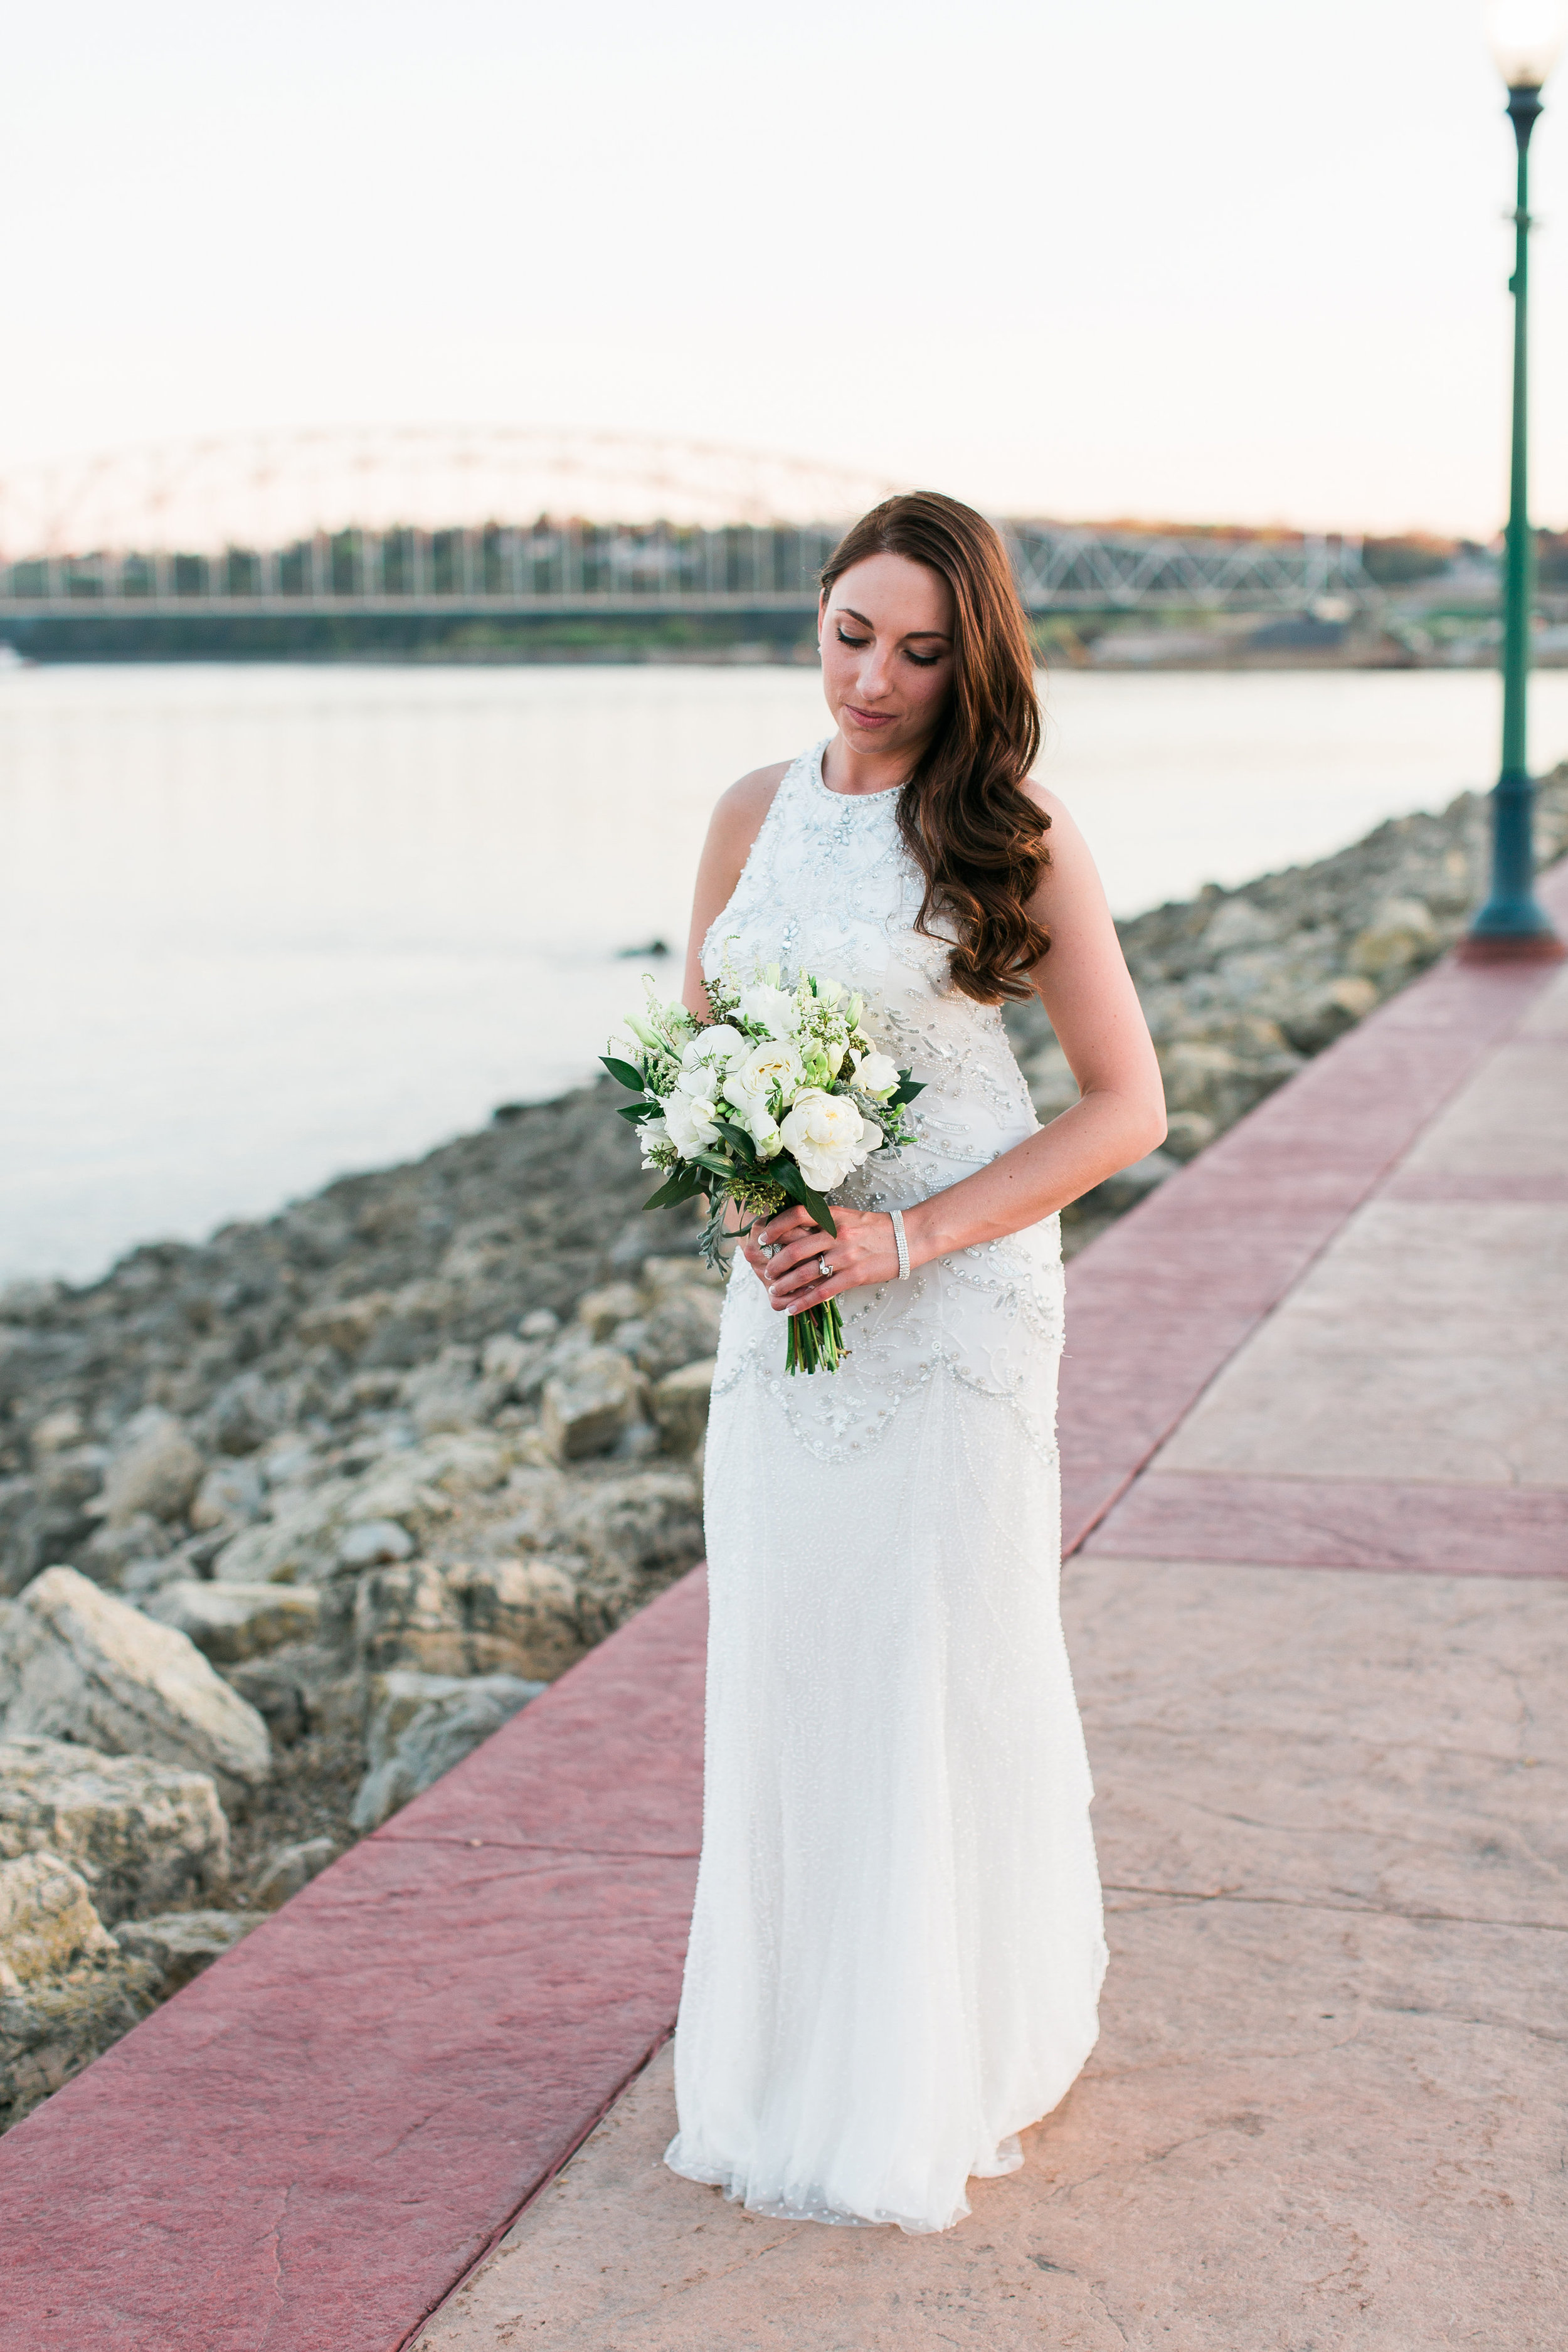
662, 1079, 723, 1156
852, 1050, 901, 1099
681, 1024, 746, 1075
778, 1088, 884, 1194
724, 1038, 805, 1124
738, 981, 800, 1039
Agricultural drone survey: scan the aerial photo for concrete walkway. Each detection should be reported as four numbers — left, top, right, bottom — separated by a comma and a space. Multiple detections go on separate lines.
415, 923, 1568, 2348
4, 879, 1564, 2352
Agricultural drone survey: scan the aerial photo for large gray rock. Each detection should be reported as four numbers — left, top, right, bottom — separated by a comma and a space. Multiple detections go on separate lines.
96, 1411, 205, 1528
558, 1468, 704, 1631
350, 1559, 465, 1675
0, 1855, 157, 2129
616, 1286, 724, 1380
401, 1345, 509, 1436
0, 1568, 270, 1809
649, 1359, 715, 1458
573, 1281, 642, 1342
0, 1735, 228, 1924
541, 1347, 642, 1461
0, 1851, 117, 1989
352, 1670, 544, 1831
445, 1554, 586, 1680
336, 1519, 413, 1571
0, 1953, 157, 2131
112, 1908, 263, 1994
252, 1837, 336, 1911
1350, 894, 1438, 978
144, 1580, 320, 1665
213, 1431, 514, 1587
1199, 896, 1281, 956
188, 1458, 265, 1534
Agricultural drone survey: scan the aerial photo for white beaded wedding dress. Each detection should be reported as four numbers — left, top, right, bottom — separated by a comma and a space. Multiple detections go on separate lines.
664, 742, 1106, 2235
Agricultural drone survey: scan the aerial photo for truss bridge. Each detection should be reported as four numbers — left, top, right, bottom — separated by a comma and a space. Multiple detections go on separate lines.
0, 427, 1372, 653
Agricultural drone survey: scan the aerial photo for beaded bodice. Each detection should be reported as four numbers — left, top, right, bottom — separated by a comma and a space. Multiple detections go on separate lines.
701, 741, 1062, 1463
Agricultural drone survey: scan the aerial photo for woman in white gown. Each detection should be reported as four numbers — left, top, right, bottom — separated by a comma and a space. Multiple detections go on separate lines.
664, 493, 1166, 2235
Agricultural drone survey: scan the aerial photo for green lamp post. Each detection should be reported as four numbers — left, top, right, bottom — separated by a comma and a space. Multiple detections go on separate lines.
1462, 0, 1568, 962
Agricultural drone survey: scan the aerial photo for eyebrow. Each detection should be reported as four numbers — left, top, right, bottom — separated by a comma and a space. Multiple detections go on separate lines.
838, 604, 951, 642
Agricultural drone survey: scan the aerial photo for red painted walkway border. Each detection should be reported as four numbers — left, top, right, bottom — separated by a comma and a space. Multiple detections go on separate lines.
1, 866, 1562, 2351
1086, 1470, 1568, 1576
0, 1572, 706, 2352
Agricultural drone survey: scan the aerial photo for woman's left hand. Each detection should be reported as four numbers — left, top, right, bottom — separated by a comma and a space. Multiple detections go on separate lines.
743, 1203, 901, 1314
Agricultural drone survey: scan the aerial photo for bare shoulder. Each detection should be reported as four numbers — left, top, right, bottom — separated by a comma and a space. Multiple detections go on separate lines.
707, 759, 792, 860
1020, 776, 1081, 832
1020, 778, 1088, 856
716, 759, 791, 826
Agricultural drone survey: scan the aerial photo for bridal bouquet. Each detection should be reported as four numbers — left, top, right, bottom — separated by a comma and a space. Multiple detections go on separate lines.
603, 965, 923, 1374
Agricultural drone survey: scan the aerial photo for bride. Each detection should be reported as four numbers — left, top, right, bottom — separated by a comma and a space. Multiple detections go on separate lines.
662, 492, 1166, 2235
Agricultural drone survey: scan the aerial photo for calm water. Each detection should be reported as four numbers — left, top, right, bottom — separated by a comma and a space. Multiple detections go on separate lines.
4, 660, 1565, 1285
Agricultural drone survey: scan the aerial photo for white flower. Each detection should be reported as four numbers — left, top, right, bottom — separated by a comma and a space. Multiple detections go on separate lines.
638, 1115, 674, 1167
662, 1080, 723, 1157
853, 1050, 901, 1100
680, 1024, 746, 1075
778, 1088, 884, 1194
738, 981, 800, 1039
736, 1102, 784, 1159
724, 1038, 805, 1125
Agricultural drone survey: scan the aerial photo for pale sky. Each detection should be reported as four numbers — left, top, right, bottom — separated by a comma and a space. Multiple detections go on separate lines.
4, 0, 1566, 536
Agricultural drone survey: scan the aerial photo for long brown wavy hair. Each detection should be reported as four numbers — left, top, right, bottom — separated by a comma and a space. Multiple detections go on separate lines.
820, 491, 1049, 1004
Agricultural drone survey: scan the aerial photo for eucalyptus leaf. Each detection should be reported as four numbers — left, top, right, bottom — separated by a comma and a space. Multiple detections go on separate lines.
600, 1055, 647, 1093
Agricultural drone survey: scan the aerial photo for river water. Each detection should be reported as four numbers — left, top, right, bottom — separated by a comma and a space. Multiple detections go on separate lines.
5, 660, 1566, 1285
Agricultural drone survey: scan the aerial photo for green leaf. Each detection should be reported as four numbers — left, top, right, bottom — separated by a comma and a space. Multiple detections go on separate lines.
642, 1168, 701, 1212
891, 1075, 925, 1105
712, 1118, 760, 1167
600, 1055, 648, 1092
795, 1179, 838, 1239
614, 1101, 657, 1123
689, 1149, 738, 1182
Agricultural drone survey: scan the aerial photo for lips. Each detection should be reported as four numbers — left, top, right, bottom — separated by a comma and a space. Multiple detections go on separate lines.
845, 705, 897, 729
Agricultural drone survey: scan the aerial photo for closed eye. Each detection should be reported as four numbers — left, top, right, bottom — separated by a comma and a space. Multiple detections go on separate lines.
835, 627, 871, 649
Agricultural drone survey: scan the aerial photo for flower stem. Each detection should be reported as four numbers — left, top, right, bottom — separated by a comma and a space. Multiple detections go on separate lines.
785, 1297, 847, 1375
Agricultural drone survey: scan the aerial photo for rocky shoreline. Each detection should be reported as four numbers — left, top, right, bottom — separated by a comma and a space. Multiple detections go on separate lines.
3, 763, 1565, 2128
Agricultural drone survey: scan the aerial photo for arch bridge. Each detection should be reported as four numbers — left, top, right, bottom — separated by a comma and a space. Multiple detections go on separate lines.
0, 426, 1372, 634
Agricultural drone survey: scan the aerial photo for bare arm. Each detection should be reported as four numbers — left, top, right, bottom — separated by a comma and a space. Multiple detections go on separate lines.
681, 762, 790, 1020
752, 785, 1167, 1313
903, 785, 1165, 1266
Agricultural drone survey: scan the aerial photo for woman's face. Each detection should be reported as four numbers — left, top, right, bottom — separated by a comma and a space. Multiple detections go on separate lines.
818, 553, 956, 765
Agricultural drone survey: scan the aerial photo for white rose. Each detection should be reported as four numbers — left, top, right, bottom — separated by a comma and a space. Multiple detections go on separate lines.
738, 982, 800, 1039
724, 1038, 804, 1123
852, 1050, 901, 1099
680, 1024, 746, 1075
778, 1088, 883, 1194
662, 1080, 722, 1157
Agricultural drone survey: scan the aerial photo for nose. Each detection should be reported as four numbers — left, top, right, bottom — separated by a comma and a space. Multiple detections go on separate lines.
856, 644, 896, 701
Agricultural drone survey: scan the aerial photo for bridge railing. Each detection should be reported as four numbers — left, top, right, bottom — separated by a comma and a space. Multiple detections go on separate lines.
0, 521, 1372, 616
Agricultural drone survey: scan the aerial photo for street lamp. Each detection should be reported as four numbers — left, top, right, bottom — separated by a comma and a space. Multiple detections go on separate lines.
1461, 0, 1568, 961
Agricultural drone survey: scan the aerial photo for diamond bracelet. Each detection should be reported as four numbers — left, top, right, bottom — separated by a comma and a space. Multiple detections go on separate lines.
888, 1207, 911, 1281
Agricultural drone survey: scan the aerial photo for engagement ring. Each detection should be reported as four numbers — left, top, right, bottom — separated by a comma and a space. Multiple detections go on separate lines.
817, 1255, 833, 1278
